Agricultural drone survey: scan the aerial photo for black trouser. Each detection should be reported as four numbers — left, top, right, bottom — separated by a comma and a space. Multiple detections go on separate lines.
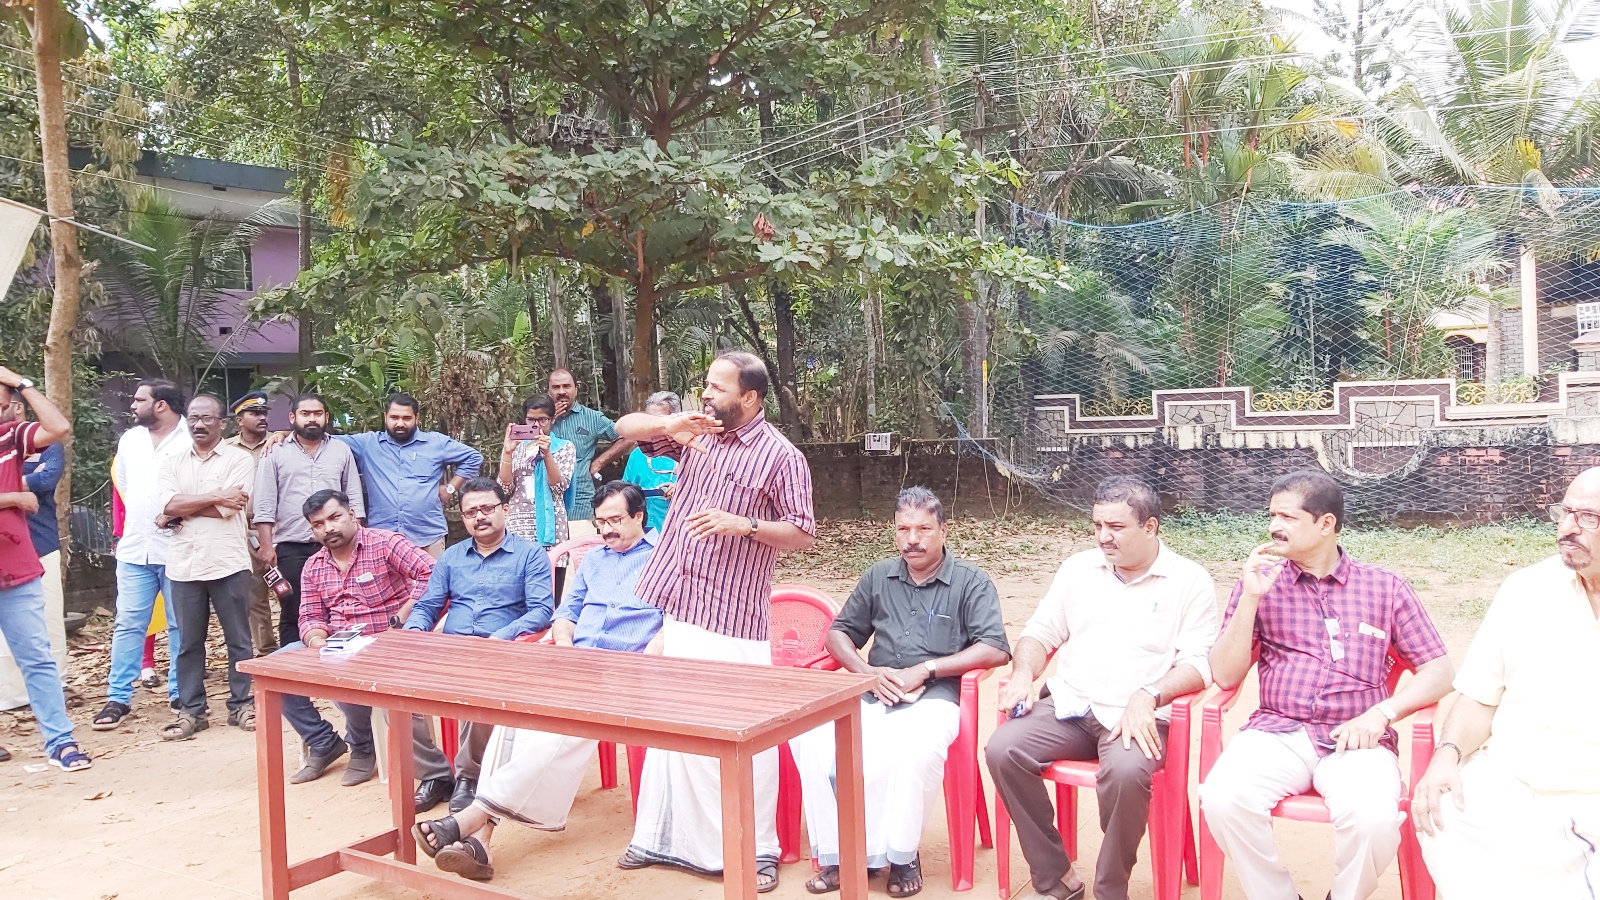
170, 570, 255, 718
274, 541, 321, 647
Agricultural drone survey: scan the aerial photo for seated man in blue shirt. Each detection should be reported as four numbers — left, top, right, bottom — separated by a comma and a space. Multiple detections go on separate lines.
411, 481, 662, 883
404, 477, 555, 814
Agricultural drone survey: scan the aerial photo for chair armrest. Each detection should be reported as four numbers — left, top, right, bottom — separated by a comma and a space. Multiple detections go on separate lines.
801, 651, 840, 671
1406, 702, 1437, 791
1198, 684, 1243, 781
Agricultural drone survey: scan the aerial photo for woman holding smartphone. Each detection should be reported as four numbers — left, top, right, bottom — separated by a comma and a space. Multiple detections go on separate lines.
499, 395, 576, 547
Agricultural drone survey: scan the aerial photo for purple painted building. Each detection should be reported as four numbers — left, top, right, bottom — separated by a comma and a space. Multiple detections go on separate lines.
80, 150, 306, 426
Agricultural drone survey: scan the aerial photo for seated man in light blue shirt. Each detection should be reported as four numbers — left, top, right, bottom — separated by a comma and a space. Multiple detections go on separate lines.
411, 481, 662, 884
334, 392, 483, 555
403, 477, 555, 815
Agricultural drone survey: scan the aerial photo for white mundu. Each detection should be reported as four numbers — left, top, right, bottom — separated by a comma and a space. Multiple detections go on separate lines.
1419, 555, 1600, 900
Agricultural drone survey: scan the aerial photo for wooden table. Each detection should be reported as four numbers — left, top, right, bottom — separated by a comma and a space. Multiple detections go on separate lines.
239, 630, 877, 900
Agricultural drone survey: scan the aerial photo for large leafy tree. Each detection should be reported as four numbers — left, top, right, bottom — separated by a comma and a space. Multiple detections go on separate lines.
286, 0, 973, 403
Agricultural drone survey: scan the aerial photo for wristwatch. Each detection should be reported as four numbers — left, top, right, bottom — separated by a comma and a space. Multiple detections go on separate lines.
747, 516, 759, 537
14, 378, 32, 391
1141, 684, 1163, 704
444, 483, 458, 496
1373, 701, 1399, 724
924, 660, 938, 678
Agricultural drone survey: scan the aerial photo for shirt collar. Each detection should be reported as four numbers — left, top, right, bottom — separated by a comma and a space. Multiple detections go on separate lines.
186, 441, 223, 461
1095, 541, 1174, 586
228, 434, 267, 451
721, 413, 769, 445
378, 429, 430, 448
468, 530, 521, 558
1283, 547, 1353, 585
605, 528, 659, 557
890, 549, 956, 586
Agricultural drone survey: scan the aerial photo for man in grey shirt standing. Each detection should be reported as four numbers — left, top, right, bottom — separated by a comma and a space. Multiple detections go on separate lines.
253, 395, 365, 646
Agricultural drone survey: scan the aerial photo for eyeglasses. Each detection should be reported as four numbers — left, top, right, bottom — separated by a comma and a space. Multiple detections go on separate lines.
1548, 504, 1600, 530
188, 415, 225, 426
461, 504, 505, 520
593, 514, 631, 530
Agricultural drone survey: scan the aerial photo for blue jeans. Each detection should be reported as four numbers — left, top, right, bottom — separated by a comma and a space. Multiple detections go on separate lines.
108, 561, 179, 705
0, 577, 76, 753
275, 642, 375, 756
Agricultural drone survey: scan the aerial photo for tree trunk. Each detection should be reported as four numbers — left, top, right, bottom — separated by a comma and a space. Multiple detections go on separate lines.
772, 282, 803, 438
626, 279, 652, 408
922, 36, 945, 132
548, 268, 568, 369
286, 44, 317, 375
965, 74, 990, 437
593, 282, 621, 411
32, 0, 82, 556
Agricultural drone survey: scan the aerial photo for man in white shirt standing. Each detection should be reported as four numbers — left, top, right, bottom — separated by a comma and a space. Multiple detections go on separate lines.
1413, 466, 1600, 899
987, 476, 1219, 900
92, 379, 191, 731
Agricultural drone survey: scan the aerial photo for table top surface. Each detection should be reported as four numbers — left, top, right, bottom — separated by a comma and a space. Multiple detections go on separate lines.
240, 630, 875, 743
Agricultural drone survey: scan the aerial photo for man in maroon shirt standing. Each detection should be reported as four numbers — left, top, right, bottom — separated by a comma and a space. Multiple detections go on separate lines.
1200, 470, 1454, 900
275, 489, 435, 786
0, 365, 88, 770
614, 351, 815, 894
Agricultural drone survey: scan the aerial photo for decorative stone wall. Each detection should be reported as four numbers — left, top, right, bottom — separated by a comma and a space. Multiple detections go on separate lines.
1027, 374, 1600, 525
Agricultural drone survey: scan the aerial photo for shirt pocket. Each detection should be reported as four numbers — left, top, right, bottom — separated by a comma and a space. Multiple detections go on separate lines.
927, 612, 963, 655
1333, 631, 1391, 687
724, 473, 770, 518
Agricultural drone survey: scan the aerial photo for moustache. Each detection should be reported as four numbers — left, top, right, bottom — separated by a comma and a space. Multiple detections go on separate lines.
1270, 532, 1288, 542
1560, 536, 1586, 548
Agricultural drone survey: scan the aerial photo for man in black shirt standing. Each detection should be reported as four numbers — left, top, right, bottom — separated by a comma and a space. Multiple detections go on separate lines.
790, 486, 1010, 897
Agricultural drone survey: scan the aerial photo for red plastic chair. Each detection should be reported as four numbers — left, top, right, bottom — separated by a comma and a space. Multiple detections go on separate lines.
768, 585, 842, 863
992, 664, 1199, 900
1197, 648, 1436, 900
776, 584, 994, 891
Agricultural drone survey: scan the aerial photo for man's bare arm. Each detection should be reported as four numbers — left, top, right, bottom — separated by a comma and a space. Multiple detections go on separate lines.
552, 618, 577, 646
996, 635, 1051, 712
1391, 655, 1456, 719
1412, 694, 1495, 835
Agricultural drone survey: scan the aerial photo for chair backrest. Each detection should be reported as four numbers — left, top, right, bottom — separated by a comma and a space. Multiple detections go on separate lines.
769, 584, 839, 668
547, 536, 605, 602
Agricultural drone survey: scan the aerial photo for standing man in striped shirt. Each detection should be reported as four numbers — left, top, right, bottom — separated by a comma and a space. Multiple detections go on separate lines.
616, 350, 815, 894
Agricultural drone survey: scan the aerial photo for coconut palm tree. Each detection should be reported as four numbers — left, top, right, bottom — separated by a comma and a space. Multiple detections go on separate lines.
94, 194, 263, 390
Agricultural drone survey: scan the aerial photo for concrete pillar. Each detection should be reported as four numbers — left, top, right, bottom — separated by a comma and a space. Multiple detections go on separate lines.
1521, 244, 1540, 376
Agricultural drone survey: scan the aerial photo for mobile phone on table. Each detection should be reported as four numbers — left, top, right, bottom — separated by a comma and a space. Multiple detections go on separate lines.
509, 423, 542, 440
326, 628, 364, 643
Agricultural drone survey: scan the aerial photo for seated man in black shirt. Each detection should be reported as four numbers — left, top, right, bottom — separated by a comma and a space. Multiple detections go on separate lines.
791, 486, 1010, 897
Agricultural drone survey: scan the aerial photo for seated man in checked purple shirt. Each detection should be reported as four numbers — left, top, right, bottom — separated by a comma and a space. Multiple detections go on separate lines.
1200, 470, 1454, 900
411, 481, 663, 883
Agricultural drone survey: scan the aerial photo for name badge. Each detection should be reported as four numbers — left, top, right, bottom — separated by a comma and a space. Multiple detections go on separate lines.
355, 572, 375, 584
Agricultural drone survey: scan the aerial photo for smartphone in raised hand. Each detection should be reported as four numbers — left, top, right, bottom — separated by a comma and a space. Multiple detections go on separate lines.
509, 423, 542, 441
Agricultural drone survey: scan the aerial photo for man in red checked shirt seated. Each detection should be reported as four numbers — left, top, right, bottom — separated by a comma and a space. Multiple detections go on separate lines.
1200, 470, 1454, 900
273, 488, 435, 786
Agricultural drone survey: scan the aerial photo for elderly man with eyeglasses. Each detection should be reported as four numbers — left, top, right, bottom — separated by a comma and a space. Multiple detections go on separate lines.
403, 477, 555, 815
1413, 468, 1600, 900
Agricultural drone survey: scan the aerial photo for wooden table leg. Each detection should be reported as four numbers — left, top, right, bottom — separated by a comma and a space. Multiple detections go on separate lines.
256, 689, 290, 899
834, 703, 868, 900
720, 744, 758, 900
388, 708, 417, 864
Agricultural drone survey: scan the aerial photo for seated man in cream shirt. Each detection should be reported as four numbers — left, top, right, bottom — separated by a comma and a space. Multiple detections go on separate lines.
987, 476, 1219, 900
1414, 466, 1600, 900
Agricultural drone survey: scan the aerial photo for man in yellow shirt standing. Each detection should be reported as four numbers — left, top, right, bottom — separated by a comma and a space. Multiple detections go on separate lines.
1414, 467, 1600, 900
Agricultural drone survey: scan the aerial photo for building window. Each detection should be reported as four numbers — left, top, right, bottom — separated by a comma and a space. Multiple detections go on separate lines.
195, 367, 256, 405
208, 246, 252, 291
1446, 335, 1485, 383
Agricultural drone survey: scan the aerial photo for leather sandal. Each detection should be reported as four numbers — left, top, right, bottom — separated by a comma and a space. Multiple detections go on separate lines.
436, 837, 494, 881
413, 816, 461, 859
887, 855, 923, 897
160, 713, 208, 742
805, 865, 841, 894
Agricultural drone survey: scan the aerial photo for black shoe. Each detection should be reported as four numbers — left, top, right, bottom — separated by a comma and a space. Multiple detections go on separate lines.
449, 776, 477, 813
289, 738, 349, 784
415, 777, 453, 813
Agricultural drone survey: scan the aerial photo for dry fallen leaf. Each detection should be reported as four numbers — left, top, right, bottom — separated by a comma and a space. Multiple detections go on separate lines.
84, 790, 113, 800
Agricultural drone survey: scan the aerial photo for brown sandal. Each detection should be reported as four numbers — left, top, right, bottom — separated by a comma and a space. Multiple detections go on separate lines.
436, 837, 494, 881
806, 865, 841, 894
160, 713, 208, 742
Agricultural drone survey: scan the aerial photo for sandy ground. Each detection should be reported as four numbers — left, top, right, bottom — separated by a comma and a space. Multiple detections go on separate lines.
0, 520, 1497, 900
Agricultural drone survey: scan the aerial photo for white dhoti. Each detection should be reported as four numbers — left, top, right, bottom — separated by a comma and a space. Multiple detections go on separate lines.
0, 551, 66, 710
626, 617, 781, 871
1419, 749, 1600, 900
475, 726, 599, 830
792, 696, 959, 868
